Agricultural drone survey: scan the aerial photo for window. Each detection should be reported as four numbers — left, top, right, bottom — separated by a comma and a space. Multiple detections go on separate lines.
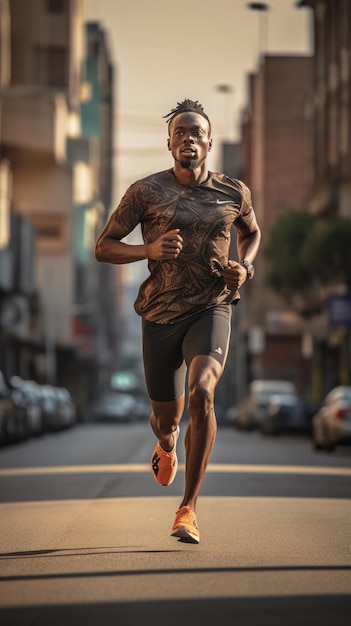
30, 214, 68, 252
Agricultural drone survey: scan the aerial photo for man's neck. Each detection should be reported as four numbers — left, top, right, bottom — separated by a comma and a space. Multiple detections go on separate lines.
172, 163, 209, 185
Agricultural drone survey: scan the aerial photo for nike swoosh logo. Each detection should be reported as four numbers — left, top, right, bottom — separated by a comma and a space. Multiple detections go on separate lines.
216, 199, 237, 205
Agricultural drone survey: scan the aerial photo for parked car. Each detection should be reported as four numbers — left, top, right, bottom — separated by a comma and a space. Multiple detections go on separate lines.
224, 403, 240, 427
1, 372, 78, 443
132, 396, 151, 421
10, 385, 33, 441
312, 386, 351, 451
260, 392, 311, 435
234, 379, 297, 430
9, 377, 43, 437
53, 387, 76, 429
37, 384, 61, 431
91, 391, 137, 423
0, 371, 18, 445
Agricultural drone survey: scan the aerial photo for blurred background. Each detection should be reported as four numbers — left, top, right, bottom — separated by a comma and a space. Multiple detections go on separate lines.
0, 0, 350, 440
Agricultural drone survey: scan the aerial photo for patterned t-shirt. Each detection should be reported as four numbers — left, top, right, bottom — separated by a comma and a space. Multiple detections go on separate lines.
112, 169, 255, 324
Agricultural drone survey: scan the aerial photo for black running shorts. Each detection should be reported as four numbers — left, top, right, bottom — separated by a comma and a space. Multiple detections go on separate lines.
142, 304, 232, 402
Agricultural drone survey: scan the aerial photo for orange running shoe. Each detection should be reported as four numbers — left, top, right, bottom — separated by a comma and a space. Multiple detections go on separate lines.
171, 506, 200, 544
151, 426, 180, 486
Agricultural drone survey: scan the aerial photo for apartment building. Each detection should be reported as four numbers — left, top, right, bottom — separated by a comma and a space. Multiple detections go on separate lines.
298, 0, 351, 398
300, 0, 351, 217
0, 0, 116, 409
240, 54, 313, 397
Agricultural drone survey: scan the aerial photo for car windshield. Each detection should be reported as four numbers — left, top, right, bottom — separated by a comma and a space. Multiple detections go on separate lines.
259, 390, 277, 401
259, 390, 294, 401
269, 393, 298, 405
340, 388, 351, 402
100, 393, 135, 408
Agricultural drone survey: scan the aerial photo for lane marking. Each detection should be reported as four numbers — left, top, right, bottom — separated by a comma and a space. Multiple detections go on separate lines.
0, 464, 350, 477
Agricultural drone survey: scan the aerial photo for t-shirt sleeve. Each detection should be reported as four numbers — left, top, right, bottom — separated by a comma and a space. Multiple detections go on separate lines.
234, 181, 254, 231
112, 181, 144, 233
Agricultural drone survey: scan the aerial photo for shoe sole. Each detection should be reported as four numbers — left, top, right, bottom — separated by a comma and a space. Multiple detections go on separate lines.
171, 525, 200, 544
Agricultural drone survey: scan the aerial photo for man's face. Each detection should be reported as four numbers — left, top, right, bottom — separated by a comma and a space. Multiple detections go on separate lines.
167, 112, 212, 170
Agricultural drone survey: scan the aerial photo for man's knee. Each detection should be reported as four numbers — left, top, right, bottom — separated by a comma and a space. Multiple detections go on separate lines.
151, 397, 184, 432
188, 383, 214, 418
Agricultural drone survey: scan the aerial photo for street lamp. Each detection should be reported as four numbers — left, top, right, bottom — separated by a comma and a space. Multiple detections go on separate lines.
247, 2, 270, 61
215, 84, 234, 95
247, 1, 269, 7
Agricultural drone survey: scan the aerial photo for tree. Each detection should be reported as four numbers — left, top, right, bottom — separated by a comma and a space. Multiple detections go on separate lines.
265, 212, 351, 300
302, 218, 351, 290
264, 210, 314, 298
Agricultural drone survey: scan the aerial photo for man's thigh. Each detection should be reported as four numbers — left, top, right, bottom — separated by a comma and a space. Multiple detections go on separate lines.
142, 305, 231, 401
182, 304, 232, 370
142, 319, 187, 402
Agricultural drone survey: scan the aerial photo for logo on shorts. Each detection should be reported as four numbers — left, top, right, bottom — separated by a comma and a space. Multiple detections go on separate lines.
214, 347, 223, 355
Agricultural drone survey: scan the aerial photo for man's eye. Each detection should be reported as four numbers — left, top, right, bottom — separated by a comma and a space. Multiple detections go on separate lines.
194, 130, 203, 136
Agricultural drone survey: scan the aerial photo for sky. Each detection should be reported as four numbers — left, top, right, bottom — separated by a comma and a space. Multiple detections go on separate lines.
85, 0, 312, 205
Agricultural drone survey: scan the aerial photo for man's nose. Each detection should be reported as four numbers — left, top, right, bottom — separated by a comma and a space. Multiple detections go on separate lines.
183, 133, 195, 142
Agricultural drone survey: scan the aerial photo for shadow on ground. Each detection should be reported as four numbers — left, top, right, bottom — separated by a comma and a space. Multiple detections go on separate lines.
1, 595, 351, 626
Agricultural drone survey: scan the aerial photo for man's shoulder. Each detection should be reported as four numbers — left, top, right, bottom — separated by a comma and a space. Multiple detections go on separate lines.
207, 172, 250, 199
209, 172, 248, 191
134, 169, 172, 186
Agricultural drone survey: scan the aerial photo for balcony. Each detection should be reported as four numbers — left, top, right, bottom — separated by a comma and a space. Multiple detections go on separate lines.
0, 87, 70, 163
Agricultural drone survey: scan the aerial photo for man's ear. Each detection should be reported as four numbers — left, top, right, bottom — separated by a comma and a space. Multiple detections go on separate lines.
208, 137, 213, 152
167, 138, 171, 151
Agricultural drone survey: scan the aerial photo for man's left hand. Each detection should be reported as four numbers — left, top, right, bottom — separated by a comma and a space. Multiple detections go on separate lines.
223, 260, 247, 291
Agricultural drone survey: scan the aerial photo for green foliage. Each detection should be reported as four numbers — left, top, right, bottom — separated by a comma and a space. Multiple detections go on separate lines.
302, 218, 351, 288
265, 212, 351, 297
264, 210, 314, 296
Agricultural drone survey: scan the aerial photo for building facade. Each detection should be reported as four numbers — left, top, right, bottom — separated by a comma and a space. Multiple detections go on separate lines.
239, 54, 313, 399
0, 0, 116, 413
298, 0, 351, 399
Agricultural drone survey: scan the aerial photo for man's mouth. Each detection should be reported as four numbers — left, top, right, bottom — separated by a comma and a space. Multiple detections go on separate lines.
181, 148, 196, 156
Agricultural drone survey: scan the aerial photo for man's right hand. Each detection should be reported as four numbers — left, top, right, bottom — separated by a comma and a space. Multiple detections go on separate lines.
146, 229, 183, 261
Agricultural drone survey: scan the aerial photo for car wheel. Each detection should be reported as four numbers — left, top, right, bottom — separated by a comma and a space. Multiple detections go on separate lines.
261, 417, 277, 435
313, 439, 324, 451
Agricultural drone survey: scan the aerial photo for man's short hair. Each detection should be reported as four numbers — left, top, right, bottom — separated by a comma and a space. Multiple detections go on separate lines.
163, 99, 211, 134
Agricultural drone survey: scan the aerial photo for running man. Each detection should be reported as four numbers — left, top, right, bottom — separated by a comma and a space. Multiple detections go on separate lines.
95, 99, 261, 543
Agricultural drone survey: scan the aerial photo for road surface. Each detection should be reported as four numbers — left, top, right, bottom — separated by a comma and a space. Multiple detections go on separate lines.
0, 421, 350, 625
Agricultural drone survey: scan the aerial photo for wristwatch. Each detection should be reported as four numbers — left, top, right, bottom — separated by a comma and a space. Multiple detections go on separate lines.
240, 259, 255, 280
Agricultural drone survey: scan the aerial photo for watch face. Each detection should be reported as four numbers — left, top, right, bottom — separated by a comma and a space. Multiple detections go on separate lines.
247, 265, 254, 279
241, 261, 254, 279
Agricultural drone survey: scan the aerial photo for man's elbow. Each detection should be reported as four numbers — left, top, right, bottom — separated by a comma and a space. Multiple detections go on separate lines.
94, 240, 104, 262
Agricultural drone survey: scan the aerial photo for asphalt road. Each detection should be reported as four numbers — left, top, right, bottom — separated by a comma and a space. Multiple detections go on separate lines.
0, 421, 351, 626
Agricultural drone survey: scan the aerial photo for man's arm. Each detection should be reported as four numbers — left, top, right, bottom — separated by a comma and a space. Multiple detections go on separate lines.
236, 211, 261, 265
95, 212, 183, 265
223, 212, 261, 291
